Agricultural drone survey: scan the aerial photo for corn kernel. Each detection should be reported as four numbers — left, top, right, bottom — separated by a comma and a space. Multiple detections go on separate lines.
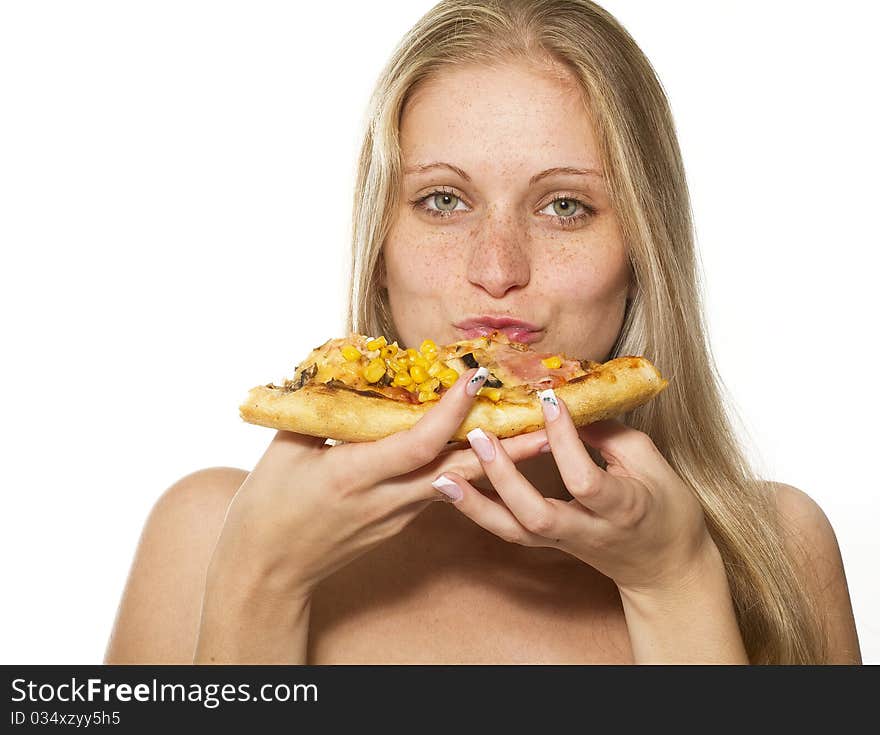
477, 386, 502, 402
418, 390, 440, 403
404, 348, 420, 364
418, 377, 440, 393
438, 368, 459, 388
419, 339, 437, 355
427, 360, 445, 377
366, 336, 387, 351
388, 358, 407, 373
409, 364, 428, 384
363, 358, 387, 384
392, 372, 412, 386
380, 343, 398, 359
341, 345, 362, 362
541, 355, 563, 369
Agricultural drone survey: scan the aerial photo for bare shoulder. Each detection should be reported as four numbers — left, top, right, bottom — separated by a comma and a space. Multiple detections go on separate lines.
769, 482, 850, 582
767, 481, 862, 664
152, 466, 249, 519
104, 466, 250, 664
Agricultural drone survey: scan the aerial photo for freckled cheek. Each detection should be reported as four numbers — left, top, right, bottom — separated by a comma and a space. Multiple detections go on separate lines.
537, 242, 630, 304
384, 220, 465, 295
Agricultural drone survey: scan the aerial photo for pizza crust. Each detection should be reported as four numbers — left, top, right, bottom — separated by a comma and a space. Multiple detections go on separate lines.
239, 356, 668, 443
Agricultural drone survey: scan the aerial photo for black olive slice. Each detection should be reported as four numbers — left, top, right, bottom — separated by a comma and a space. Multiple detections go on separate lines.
484, 373, 503, 388
291, 363, 317, 391
459, 352, 503, 387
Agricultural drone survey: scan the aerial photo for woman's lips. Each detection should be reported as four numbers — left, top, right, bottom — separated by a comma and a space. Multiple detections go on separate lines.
458, 326, 543, 343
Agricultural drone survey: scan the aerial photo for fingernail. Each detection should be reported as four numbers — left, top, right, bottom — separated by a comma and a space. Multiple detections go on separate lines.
465, 366, 490, 396
537, 388, 560, 421
466, 427, 495, 461
431, 474, 463, 502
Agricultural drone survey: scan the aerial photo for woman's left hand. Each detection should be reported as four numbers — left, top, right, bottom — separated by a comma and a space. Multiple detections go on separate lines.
435, 389, 715, 593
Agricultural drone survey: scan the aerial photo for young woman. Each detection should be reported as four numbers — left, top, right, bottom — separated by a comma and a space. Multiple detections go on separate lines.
105, 0, 861, 664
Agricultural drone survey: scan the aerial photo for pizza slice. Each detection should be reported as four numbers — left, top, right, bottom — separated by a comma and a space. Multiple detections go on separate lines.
239, 331, 668, 442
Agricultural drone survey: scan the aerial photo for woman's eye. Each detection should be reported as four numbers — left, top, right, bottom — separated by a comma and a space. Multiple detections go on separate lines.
541, 197, 583, 218
423, 192, 466, 212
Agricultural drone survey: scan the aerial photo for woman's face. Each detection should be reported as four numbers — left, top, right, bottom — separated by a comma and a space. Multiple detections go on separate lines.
381, 59, 633, 361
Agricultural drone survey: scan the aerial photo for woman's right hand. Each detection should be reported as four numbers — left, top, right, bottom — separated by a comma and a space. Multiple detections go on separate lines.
203, 366, 550, 607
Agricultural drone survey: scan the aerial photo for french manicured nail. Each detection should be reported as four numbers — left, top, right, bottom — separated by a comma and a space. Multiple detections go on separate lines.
431, 474, 463, 502
538, 388, 560, 421
466, 366, 490, 396
466, 427, 495, 461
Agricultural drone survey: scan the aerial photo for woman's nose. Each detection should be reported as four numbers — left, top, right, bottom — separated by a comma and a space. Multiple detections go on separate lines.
466, 210, 531, 298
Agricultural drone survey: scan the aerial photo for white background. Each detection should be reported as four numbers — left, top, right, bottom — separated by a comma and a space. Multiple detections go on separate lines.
1, 1, 877, 663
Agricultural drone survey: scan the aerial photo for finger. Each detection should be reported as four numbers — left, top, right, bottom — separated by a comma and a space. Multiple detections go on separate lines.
432, 471, 545, 547
537, 389, 621, 517
440, 427, 548, 459
464, 427, 561, 538
497, 428, 549, 464
393, 428, 551, 505
340, 367, 490, 488
454, 428, 550, 483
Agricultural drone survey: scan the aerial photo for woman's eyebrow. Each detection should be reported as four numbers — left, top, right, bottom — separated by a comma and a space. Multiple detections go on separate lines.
403, 162, 605, 186
404, 161, 471, 181
529, 166, 605, 185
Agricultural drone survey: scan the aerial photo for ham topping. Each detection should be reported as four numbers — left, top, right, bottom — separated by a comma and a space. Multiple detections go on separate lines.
489, 343, 584, 389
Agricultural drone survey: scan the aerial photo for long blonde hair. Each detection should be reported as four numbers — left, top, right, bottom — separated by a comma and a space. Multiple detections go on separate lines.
343, 0, 826, 663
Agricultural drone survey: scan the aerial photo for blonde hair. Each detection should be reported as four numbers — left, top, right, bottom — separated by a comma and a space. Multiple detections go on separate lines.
343, 0, 826, 663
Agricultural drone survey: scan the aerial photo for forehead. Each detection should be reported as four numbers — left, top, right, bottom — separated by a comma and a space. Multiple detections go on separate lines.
399, 60, 602, 171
